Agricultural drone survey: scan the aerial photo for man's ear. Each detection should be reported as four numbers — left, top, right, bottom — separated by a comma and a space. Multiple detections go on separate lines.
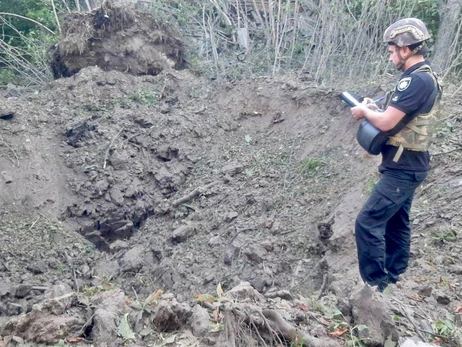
401, 46, 411, 56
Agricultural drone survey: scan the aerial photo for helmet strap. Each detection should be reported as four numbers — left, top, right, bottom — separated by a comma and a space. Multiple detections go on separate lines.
396, 43, 425, 70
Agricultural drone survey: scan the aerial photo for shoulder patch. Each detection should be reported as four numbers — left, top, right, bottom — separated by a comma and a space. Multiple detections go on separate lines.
397, 77, 412, 91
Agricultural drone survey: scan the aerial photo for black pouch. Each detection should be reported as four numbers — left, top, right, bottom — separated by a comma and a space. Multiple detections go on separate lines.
356, 120, 388, 155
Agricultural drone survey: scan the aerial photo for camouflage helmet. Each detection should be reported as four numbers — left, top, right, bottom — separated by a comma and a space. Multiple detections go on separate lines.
383, 18, 430, 47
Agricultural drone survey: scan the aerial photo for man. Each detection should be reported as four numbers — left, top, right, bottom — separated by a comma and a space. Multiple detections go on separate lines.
350, 18, 442, 291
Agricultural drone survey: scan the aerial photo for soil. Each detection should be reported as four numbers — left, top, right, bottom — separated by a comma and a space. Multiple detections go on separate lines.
1, 5, 462, 347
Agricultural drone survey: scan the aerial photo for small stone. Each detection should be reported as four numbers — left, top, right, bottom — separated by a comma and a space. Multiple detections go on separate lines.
208, 235, 222, 246
225, 212, 238, 222
109, 240, 129, 253
203, 274, 215, 285
417, 286, 432, 297
2, 171, 13, 183
15, 284, 32, 298
27, 260, 48, 274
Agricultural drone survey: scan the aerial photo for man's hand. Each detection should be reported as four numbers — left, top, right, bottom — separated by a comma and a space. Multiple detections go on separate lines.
350, 97, 381, 121
351, 105, 367, 120
362, 97, 380, 111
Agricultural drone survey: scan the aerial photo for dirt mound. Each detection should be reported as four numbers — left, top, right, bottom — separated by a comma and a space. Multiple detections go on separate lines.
1, 36, 462, 347
48, 3, 185, 78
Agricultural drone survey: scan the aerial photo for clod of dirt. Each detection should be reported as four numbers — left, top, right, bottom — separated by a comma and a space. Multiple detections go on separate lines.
48, 3, 185, 78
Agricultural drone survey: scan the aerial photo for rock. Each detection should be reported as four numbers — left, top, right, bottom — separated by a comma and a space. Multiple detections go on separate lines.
94, 259, 121, 279
208, 235, 222, 246
224, 282, 265, 302
120, 246, 145, 273
14, 285, 32, 299
190, 304, 210, 337
109, 239, 129, 252
90, 289, 127, 345
225, 211, 238, 222
1, 310, 85, 344
7, 303, 25, 315
26, 260, 48, 274
260, 240, 274, 252
109, 187, 124, 206
448, 265, 462, 275
109, 150, 129, 170
202, 273, 215, 285
417, 286, 432, 297
1, 171, 13, 183
349, 284, 398, 346
152, 295, 192, 332
91, 308, 119, 345
221, 163, 244, 176
0, 282, 13, 297
244, 244, 267, 264
223, 245, 241, 266
39, 292, 78, 315
248, 276, 271, 293
45, 283, 73, 299
171, 224, 197, 244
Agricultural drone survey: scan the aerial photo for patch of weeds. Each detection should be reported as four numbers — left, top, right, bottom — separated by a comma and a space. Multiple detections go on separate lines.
325, 307, 367, 347
431, 227, 457, 244
0, 69, 16, 85
83, 276, 114, 297
435, 120, 454, 139
289, 337, 305, 347
365, 178, 377, 195
299, 157, 322, 174
312, 301, 326, 314
432, 313, 462, 346
128, 90, 159, 106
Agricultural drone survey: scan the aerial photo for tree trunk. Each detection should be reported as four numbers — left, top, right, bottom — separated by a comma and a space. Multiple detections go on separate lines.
432, 0, 462, 75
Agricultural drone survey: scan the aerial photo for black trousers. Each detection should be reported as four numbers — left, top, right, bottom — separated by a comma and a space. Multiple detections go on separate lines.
355, 169, 428, 287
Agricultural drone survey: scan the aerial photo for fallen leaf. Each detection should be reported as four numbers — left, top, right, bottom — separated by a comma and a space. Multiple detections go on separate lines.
328, 327, 348, 337
294, 302, 309, 312
407, 294, 425, 302
195, 293, 217, 303
117, 313, 135, 339
216, 282, 224, 298
66, 337, 84, 344
455, 305, 462, 313
213, 307, 220, 322
146, 289, 164, 305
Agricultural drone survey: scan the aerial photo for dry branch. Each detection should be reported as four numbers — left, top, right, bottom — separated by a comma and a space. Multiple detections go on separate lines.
51, 0, 61, 33
0, 13, 55, 34
172, 180, 222, 207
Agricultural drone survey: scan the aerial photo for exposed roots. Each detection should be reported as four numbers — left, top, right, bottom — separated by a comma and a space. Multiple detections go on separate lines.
212, 302, 342, 347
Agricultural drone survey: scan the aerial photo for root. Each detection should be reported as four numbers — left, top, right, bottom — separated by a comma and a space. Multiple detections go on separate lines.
212, 301, 342, 347
171, 180, 221, 207
262, 309, 342, 347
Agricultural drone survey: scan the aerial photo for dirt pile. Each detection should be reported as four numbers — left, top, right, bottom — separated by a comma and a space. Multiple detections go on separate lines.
48, 3, 185, 78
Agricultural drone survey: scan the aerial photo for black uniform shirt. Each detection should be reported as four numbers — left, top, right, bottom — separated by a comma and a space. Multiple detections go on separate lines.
380, 61, 437, 172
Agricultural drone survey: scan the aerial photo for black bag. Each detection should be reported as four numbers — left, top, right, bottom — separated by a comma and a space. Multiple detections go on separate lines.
356, 120, 389, 155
